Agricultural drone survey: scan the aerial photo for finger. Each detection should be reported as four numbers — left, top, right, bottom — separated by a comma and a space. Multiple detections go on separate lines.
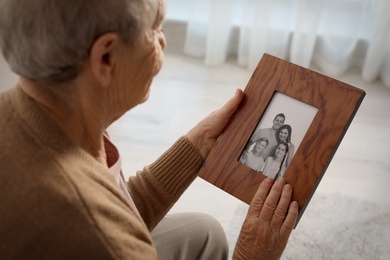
270, 183, 293, 228
247, 177, 274, 217
259, 178, 286, 223
280, 201, 299, 238
215, 88, 244, 119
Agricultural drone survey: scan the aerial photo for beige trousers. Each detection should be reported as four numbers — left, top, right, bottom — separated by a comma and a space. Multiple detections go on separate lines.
151, 212, 229, 260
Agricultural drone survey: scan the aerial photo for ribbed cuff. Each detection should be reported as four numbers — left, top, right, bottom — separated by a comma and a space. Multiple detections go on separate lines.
149, 136, 204, 198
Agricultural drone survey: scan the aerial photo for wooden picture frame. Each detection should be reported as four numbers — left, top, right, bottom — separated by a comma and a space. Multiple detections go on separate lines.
198, 54, 366, 227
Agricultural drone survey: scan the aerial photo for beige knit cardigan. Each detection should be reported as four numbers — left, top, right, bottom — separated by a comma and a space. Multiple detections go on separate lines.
0, 87, 204, 259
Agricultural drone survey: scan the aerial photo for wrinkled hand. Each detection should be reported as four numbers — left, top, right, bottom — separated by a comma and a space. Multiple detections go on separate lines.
186, 89, 244, 160
233, 178, 298, 260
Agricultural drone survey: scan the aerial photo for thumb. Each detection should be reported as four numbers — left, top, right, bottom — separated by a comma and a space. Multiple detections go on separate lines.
215, 88, 244, 119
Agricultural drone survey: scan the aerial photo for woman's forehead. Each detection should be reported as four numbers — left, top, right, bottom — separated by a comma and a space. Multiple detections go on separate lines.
153, 0, 166, 27
141, 0, 163, 27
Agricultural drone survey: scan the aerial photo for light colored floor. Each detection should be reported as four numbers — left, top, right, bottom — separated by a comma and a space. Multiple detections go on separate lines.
107, 50, 390, 233
1, 29, 389, 244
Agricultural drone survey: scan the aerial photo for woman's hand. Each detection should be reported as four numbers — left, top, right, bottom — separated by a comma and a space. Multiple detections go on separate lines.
185, 89, 244, 160
233, 178, 298, 260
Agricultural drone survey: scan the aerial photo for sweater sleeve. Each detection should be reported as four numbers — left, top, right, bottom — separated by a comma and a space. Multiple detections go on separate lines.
127, 136, 204, 230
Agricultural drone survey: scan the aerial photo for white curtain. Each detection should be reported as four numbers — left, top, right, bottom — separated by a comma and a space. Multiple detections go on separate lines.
182, 0, 390, 88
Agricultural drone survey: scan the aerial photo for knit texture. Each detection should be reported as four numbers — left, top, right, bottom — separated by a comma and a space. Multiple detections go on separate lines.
0, 87, 204, 259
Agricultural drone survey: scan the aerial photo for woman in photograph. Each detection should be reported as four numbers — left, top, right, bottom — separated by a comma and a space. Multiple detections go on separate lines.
260, 142, 289, 180
276, 124, 296, 167
240, 137, 269, 171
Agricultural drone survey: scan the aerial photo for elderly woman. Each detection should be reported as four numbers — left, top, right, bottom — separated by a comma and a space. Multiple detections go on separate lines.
0, 0, 298, 259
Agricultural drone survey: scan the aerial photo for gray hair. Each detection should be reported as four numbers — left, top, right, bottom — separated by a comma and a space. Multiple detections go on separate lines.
0, 0, 152, 84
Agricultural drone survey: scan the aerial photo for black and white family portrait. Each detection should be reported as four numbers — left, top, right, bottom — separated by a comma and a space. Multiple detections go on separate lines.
239, 92, 318, 180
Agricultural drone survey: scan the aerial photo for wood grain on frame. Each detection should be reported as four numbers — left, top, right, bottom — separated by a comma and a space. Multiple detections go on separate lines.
198, 54, 365, 226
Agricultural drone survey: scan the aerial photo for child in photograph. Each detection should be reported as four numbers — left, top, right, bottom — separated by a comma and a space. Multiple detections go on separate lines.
239, 137, 269, 171
260, 142, 289, 180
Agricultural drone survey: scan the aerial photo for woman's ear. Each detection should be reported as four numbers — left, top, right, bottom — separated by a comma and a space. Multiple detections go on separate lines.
89, 33, 119, 88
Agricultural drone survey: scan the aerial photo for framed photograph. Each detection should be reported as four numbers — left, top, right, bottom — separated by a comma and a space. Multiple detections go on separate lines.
198, 54, 365, 227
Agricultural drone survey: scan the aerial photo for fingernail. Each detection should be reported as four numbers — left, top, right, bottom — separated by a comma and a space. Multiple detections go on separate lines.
283, 184, 292, 192
277, 177, 285, 184
265, 177, 273, 184
291, 201, 299, 210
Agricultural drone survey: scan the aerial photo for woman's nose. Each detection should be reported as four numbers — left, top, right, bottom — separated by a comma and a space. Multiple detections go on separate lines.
159, 32, 166, 50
